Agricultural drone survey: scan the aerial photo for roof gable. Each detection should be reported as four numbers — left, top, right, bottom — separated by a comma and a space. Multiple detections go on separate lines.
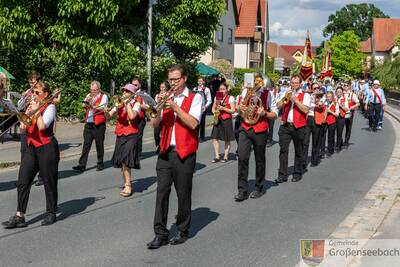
373, 18, 400, 52
235, 0, 266, 38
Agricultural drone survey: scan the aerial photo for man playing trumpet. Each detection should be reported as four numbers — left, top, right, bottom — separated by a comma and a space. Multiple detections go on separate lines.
73, 81, 108, 172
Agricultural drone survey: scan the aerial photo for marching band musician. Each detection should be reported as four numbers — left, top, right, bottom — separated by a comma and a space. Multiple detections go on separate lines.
131, 77, 148, 158
154, 82, 168, 153
276, 75, 311, 183
343, 83, 359, 148
3, 82, 60, 228
235, 75, 278, 201
211, 82, 235, 163
234, 86, 245, 155
335, 87, 348, 152
324, 91, 339, 157
147, 64, 202, 249
193, 77, 212, 141
303, 83, 322, 169
105, 84, 141, 197
267, 81, 279, 147
73, 81, 108, 172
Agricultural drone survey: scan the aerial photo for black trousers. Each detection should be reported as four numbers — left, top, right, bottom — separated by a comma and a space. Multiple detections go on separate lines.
154, 127, 161, 147
154, 150, 196, 238
319, 123, 327, 155
137, 118, 146, 156
278, 124, 306, 179
237, 128, 267, 193
234, 116, 242, 146
303, 117, 321, 166
327, 123, 336, 154
368, 103, 382, 130
267, 118, 275, 142
78, 123, 106, 167
344, 115, 353, 145
199, 112, 207, 139
17, 138, 60, 213
336, 117, 346, 149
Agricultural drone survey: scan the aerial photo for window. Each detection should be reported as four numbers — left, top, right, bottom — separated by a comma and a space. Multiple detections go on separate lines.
250, 41, 260, 52
217, 27, 224, 42
228, 28, 233, 45
249, 61, 259, 69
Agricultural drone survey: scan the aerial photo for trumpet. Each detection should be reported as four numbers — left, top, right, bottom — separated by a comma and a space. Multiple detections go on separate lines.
282, 91, 293, 105
146, 84, 176, 119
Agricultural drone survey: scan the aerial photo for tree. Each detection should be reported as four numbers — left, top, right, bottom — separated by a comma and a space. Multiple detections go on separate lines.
323, 3, 389, 41
328, 31, 365, 78
154, 0, 226, 62
209, 59, 234, 78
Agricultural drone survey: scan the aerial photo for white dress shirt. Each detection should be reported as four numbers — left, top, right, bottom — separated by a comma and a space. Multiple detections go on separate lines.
161, 87, 202, 146
285, 90, 311, 123
85, 93, 108, 123
42, 104, 56, 128
193, 86, 212, 109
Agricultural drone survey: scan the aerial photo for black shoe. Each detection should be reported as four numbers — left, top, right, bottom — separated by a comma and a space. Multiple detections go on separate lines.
41, 213, 56, 226
72, 165, 85, 172
320, 154, 325, 159
2, 215, 27, 229
266, 141, 273, 147
96, 164, 104, 171
343, 143, 349, 149
249, 190, 263, 199
310, 162, 318, 167
35, 180, 44, 186
275, 177, 288, 183
234, 191, 248, 202
169, 232, 188, 245
291, 176, 302, 182
326, 153, 332, 158
147, 236, 169, 249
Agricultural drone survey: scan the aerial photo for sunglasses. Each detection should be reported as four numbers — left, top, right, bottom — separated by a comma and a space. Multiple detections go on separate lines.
132, 84, 139, 87
33, 90, 42, 95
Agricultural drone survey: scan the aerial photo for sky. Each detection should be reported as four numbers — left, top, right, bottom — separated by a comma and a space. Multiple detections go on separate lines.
268, 0, 400, 46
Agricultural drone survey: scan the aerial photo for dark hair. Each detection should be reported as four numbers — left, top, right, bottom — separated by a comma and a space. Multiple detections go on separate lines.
291, 74, 302, 82
336, 86, 343, 92
168, 64, 187, 77
35, 81, 50, 93
28, 72, 41, 81
131, 77, 141, 83
219, 82, 229, 91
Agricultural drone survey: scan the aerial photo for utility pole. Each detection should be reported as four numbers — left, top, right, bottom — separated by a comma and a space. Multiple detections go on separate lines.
262, 0, 268, 75
147, 0, 153, 95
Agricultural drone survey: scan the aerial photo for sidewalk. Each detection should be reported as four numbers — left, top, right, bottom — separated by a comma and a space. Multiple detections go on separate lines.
0, 115, 215, 167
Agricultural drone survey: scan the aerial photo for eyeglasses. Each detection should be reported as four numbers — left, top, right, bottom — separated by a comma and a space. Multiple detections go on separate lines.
168, 77, 182, 82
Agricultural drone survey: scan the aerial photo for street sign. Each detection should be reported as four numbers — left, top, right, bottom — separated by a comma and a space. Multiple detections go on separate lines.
274, 57, 284, 71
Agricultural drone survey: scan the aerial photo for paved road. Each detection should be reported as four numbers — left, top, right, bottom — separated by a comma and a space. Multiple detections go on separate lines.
0, 113, 395, 267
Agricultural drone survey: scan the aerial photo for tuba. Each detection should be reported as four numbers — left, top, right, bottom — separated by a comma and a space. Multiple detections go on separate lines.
240, 73, 267, 125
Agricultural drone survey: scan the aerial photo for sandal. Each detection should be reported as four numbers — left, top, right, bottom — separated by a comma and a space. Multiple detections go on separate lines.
119, 184, 132, 197
211, 158, 220, 163
220, 158, 228, 163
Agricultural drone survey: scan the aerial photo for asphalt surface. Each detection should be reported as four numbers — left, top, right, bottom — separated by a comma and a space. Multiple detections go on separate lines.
0, 113, 395, 267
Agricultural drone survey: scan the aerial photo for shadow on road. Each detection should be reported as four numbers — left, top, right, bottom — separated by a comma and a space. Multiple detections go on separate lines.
132, 176, 157, 193
0, 180, 17, 192
58, 142, 82, 152
169, 207, 219, 238
27, 197, 100, 224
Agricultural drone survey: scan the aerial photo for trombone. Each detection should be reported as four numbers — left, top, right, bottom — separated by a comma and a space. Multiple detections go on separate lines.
146, 84, 176, 119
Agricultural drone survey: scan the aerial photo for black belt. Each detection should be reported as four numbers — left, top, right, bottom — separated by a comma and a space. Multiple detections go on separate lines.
284, 122, 294, 127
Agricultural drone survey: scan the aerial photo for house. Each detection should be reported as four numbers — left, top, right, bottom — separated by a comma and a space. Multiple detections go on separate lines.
199, 0, 240, 65
266, 41, 296, 71
360, 18, 400, 66
233, 0, 268, 69
280, 45, 318, 63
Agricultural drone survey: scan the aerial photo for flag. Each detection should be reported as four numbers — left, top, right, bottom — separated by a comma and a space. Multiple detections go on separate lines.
320, 41, 332, 80
300, 30, 313, 81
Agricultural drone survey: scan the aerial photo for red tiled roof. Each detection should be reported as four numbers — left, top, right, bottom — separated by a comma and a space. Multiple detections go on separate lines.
280, 45, 318, 57
360, 38, 372, 53
373, 18, 400, 52
235, 0, 266, 38
267, 42, 296, 68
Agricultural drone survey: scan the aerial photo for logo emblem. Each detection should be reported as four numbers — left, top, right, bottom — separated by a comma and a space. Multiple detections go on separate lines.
301, 240, 325, 266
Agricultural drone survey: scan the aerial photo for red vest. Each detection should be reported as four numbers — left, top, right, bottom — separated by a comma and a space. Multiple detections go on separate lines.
219, 95, 232, 120
135, 95, 145, 119
326, 102, 337, 125
114, 103, 139, 136
159, 92, 198, 159
281, 92, 307, 129
241, 91, 269, 133
85, 94, 106, 125
338, 97, 346, 118
27, 104, 53, 148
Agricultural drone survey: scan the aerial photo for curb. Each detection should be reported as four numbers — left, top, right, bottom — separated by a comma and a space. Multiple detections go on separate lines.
294, 108, 400, 266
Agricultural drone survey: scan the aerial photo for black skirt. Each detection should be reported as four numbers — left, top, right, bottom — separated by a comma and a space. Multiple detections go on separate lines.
111, 134, 140, 169
211, 118, 235, 141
